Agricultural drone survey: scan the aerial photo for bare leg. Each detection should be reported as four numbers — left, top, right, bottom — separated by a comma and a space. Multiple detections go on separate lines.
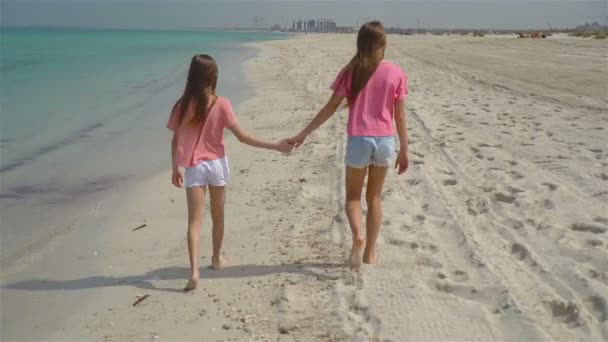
184, 186, 206, 291
345, 166, 367, 270
363, 165, 388, 264
209, 185, 227, 270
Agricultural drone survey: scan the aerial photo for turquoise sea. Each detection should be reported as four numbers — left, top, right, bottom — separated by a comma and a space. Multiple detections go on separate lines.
0, 29, 286, 267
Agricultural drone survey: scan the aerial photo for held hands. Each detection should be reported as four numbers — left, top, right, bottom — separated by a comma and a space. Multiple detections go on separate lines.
395, 149, 409, 175
171, 167, 184, 188
275, 140, 296, 154
285, 133, 306, 148
275, 133, 306, 155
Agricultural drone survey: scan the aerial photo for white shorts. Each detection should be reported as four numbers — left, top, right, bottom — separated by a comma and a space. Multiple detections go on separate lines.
185, 157, 229, 188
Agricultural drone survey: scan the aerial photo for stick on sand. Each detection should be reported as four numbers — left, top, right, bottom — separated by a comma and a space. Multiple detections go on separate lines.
132, 294, 150, 306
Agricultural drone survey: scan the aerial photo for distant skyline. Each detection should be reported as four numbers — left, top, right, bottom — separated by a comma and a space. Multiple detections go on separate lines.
2, 1, 606, 30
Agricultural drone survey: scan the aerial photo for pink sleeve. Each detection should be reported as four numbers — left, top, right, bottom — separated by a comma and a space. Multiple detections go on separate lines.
223, 98, 238, 128
395, 69, 408, 102
167, 101, 181, 131
330, 68, 349, 97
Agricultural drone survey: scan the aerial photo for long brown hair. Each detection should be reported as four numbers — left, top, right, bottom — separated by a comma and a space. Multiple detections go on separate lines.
174, 54, 218, 125
340, 21, 386, 104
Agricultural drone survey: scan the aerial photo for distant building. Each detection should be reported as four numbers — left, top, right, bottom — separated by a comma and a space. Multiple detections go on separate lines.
292, 19, 337, 32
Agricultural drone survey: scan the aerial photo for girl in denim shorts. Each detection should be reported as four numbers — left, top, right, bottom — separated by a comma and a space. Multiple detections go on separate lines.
287, 21, 409, 269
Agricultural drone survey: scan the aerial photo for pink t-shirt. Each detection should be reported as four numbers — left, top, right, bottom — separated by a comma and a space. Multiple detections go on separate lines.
167, 96, 237, 167
331, 61, 407, 136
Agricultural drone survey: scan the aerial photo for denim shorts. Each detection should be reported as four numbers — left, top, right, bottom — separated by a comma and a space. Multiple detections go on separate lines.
345, 136, 396, 168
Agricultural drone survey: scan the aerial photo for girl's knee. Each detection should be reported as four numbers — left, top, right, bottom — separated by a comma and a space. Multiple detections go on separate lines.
365, 191, 382, 204
346, 191, 363, 202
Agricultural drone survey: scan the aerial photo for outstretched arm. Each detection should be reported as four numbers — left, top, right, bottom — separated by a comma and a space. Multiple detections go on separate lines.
288, 92, 345, 147
394, 99, 409, 175
229, 123, 293, 153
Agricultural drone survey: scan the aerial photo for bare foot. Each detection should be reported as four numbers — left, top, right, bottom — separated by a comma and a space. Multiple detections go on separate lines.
211, 255, 228, 270
363, 249, 378, 264
183, 273, 199, 292
349, 239, 365, 270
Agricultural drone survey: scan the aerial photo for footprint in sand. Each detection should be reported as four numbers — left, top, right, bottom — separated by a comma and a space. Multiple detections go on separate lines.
542, 199, 556, 210
541, 182, 558, 191
509, 186, 525, 194
570, 222, 607, 234
511, 243, 529, 261
508, 219, 525, 230
495, 191, 516, 204
414, 254, 443, 269
593, 216, 608, 224
433, 281, 483, 303
417, 241, 439, 253
584, 295, 608, 322
402, 224, 414, 232
508, 171, 525, 180
453, 270, 470, 282
466, 197, 489, 216
546, 300, 581, 326
407, 178, 422, 186
388, 238, 408, 247
443, 179, 458, 186
585, 239, 603, 247
596, 173, 608, 181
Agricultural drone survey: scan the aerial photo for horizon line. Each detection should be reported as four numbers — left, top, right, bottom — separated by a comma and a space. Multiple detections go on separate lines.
1, 24, 586, 32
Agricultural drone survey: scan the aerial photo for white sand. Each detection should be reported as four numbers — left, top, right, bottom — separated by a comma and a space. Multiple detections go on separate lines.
1, 34, 607, 341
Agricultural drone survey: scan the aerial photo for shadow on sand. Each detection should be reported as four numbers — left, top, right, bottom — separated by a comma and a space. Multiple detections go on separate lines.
4, 262, 344, 293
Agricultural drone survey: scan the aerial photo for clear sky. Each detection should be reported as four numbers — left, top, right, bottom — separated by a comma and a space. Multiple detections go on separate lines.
2, 1, 606, 30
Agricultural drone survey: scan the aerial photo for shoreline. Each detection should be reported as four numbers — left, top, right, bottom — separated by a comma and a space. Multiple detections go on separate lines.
0, 34, 278, 271
0, 35, 288, 340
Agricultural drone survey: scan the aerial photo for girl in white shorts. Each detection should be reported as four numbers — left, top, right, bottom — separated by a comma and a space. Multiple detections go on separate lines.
167, 54, 293, 291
